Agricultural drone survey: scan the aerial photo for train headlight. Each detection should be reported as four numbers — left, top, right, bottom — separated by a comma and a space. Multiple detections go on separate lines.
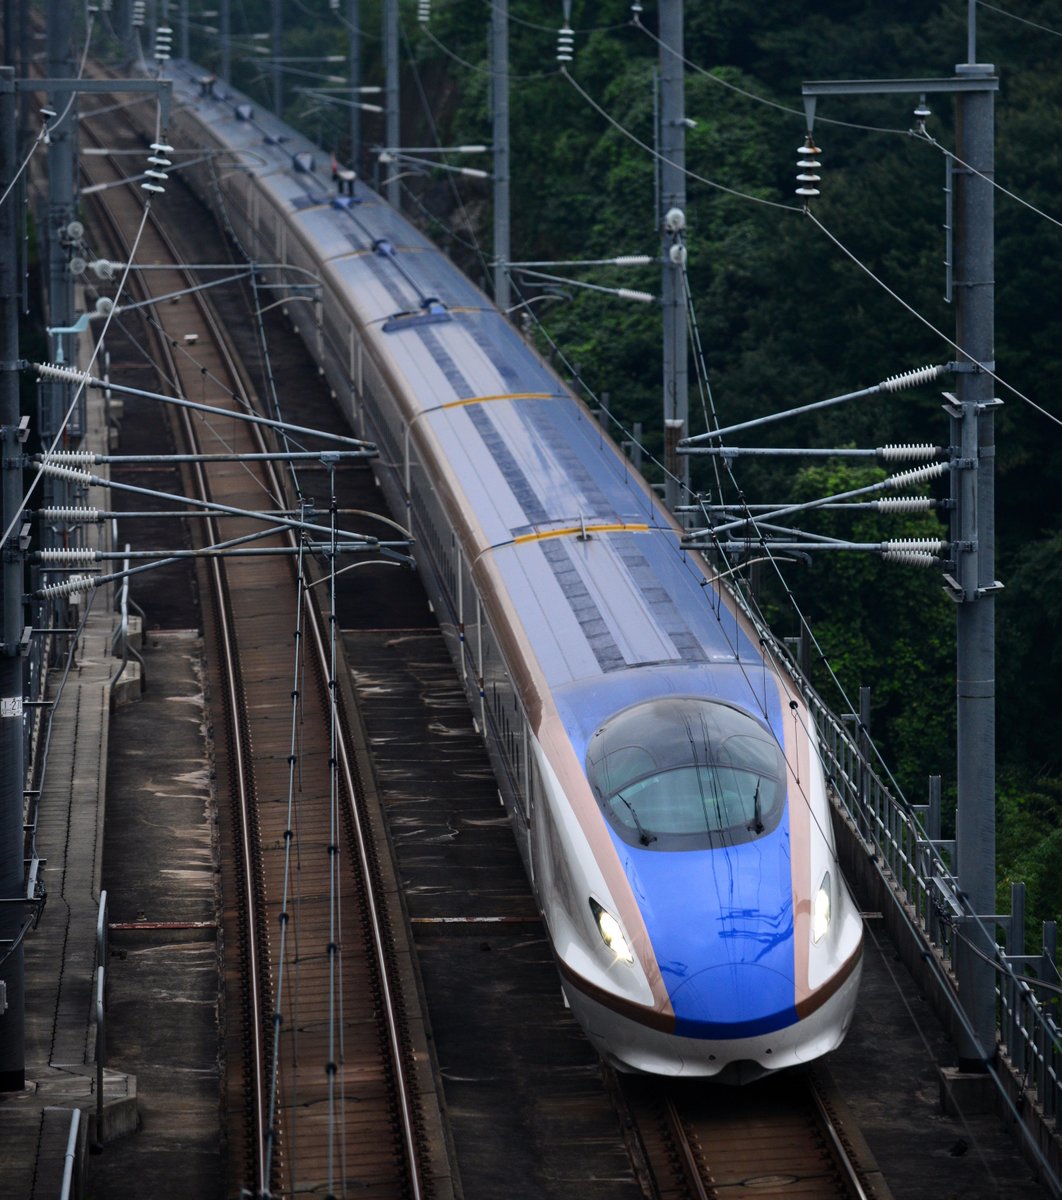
811, 872, 831, 944
590, 899, 634, 964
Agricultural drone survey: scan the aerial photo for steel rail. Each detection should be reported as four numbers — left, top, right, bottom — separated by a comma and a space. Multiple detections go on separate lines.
238, 312, 426, 1200
809, 1076, 873, 1200
630, 1075, 875, 1200
298, 538, 425, 1200
77, 122, 272, 1192
80, 72, 425, 1199
197, 161, 426, 1200
662, 1093, 713, 1200
90, 114, 422, 1200
192, 460, 271, 1193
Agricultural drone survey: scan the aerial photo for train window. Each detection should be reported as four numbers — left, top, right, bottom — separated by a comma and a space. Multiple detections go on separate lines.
585, 698, 787, 851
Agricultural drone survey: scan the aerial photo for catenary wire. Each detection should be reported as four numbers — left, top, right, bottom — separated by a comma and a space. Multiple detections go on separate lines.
480, 0, 630, 36
630, 12, 914, 136
976, 0, 1062, 37
401, 20, 491, 273
560, 66, 802, 212
510, 261, 912, 810
806, 207, 1062, 429
420, 25, 557, 80
0, 10, 99, 212
918, 129, 1062, 232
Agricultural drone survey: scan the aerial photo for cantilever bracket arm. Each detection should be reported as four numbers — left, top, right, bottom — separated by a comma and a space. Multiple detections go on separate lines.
7, 78, 173, 131
802, 74, 998, 99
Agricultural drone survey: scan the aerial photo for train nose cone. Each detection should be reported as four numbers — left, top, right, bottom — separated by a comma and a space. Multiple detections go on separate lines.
669, 962, 797, 1039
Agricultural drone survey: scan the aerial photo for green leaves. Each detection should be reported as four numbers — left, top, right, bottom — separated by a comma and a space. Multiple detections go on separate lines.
194, 0, 1062, 929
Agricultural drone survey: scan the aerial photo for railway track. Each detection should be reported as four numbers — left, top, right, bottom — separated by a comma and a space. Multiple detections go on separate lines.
36, 63, 895, 1200
622, 1071, 883, 1200
71, 93, 443, 1198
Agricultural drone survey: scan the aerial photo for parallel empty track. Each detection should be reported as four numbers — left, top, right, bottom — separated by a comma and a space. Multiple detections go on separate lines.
73, 94, 444, 1198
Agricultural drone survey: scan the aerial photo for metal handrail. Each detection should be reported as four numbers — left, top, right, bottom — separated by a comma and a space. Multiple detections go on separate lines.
58, 1108, 81, 1200
109, 538, 146, 690
95, 889, 107, 973
726, 577, 1062, 1128
94, 891, 108, 1152
94, 964, 106, 1151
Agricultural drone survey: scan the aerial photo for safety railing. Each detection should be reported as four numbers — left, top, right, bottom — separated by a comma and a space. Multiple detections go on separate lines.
109, 535, 146, 691
730, 581, 1062, 1133
58, 1108, 81, 1200
94, 890, 107, 1148
809, 689, 960, 965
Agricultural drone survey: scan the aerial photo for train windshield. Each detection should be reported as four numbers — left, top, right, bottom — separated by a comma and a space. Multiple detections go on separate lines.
585, 698, 787, 851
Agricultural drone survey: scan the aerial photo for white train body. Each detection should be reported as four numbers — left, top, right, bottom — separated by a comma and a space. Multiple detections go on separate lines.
167, 65, 863, 1080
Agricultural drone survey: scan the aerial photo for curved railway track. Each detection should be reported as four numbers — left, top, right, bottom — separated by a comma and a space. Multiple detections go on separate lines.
623, 1071, 881, 1200
72, 94, 435, 1199
42, 65, 893, 1200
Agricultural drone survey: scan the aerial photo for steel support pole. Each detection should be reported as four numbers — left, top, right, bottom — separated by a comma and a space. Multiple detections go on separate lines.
271, 0, 281, 116
44, 0, 76, 569
383, 0, 399, 209
220, 0, 230, 83
17, 0, 30, 153
347, 0, 360, 171
3, 0, 20, 106
952, 62, 997, 1070
659, 0, 688, 512
801, 40, 1000, 1073
147, 0, 157, 62
491, 0, 510, 314
116, 0, 134, 67
0, 67, 26, 1093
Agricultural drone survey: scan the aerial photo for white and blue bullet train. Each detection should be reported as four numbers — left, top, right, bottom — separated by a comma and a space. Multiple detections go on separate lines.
166, 64, 863, 1080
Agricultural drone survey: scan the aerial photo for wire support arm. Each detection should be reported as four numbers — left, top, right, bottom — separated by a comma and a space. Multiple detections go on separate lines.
700, 462, 949, 537
35, 543, 412, 564
36, 462, 386, 546
678, 496, 942, 514
680, 364, 947, 446
507, 267, 654, 303
34, 362, 376, 450
718, 520, 864, 545
33, 523, 292, 597
37, 450, 375, 465
680, 443, 942, 460
34, 540, 415, 598
694, 539, 945, 565
38, 506, 414, 532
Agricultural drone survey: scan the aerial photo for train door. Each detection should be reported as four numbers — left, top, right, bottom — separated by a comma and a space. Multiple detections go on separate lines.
528, 749, 550, 903
474, 596, 486, 735
456, 544, 466, 684
521, 719, 532, 875
350, 340, 365, 438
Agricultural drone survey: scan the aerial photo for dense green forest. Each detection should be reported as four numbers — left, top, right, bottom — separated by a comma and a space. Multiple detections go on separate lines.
187, 1, 1062, 937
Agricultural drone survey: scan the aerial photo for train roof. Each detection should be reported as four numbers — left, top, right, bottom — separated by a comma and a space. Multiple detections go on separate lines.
169, 63, 782, 731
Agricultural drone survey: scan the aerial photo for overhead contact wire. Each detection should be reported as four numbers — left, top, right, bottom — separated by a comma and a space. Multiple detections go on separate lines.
630, 12, 911, 136
326, 460, 344, 1199
264, 535, 312, 1188
560, 66, 802, 212
806, 208, 1062, 429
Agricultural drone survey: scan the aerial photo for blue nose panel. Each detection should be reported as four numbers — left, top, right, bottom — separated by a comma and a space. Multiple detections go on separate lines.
610, 822, 797, 1039
669, 963, 799, 1038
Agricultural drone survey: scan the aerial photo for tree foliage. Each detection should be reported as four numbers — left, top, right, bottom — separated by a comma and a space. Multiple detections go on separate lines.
188, 0, 1062, 932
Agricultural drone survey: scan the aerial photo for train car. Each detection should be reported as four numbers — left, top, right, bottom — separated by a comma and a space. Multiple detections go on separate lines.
165, 64, 863, 1080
